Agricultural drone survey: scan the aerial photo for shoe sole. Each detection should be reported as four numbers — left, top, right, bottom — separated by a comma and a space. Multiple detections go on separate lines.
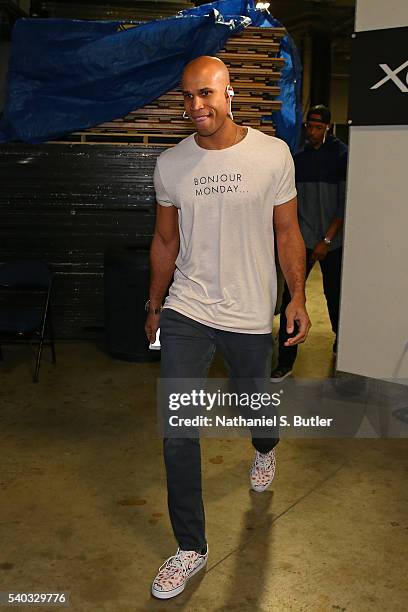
251, 484, 271, 492
250, 474, 275, 493
270, 370, 292, 383
151, 556, 208, 600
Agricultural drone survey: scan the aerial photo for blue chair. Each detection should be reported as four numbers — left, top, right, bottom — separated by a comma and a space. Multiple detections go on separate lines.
0, 260, 56, 382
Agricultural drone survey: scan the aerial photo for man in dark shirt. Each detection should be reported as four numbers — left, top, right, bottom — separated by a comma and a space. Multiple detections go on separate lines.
271, 105, 348, 382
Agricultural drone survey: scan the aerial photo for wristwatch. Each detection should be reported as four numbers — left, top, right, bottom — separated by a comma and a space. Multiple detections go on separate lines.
145, 299, 162, 315
323, 236, 331, 246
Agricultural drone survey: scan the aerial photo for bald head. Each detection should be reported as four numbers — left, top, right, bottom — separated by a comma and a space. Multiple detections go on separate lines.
181, 55, 234, 138
182, 56, 230, 90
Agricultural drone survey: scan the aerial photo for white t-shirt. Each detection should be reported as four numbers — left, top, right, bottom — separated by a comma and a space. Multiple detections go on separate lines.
153, 126, 296, 333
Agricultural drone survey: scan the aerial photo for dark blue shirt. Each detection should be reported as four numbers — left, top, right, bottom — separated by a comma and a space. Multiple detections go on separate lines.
294, 135, 348, 250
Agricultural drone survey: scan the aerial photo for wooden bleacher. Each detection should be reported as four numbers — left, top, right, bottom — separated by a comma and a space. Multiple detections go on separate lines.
52, 26, 286, 146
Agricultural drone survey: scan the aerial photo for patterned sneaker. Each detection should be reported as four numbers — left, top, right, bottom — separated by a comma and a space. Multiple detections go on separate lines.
250, 448, 276, 492
151, 545, 208, 599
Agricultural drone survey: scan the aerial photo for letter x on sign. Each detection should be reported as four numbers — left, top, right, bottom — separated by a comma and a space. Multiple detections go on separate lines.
371, 59, 408, 93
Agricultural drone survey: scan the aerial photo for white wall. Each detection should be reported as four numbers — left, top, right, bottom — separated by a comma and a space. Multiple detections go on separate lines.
337, 0, 408, 380
355, 0, 408, 31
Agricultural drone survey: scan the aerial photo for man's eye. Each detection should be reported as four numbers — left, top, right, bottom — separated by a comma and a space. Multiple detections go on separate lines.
183, 93, 193, 99
202, 90, 210, 96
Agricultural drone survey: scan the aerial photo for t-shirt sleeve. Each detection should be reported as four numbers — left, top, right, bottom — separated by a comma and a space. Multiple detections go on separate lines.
274, 144, 297, 206
153, 160, 174, 207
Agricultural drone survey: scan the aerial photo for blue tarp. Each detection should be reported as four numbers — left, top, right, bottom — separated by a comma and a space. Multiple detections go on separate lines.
0, 0, 302, 150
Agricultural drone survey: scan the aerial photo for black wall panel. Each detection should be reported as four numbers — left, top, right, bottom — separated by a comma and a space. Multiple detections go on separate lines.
349, 27, 408, 126
0, 144, 162, 338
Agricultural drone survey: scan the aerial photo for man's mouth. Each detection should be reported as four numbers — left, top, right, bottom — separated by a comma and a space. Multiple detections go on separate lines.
193, 115, 210, 124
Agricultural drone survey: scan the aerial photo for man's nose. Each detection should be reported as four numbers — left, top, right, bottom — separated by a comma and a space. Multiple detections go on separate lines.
191, 96, 204, 110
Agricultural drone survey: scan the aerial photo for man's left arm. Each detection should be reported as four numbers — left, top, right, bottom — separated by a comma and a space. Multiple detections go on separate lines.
311, 146, 348, 263
274, 197, 311, 346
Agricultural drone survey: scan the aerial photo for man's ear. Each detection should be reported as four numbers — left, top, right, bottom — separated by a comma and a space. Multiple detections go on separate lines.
226, 85, 235, 98
225, 85, 234, 119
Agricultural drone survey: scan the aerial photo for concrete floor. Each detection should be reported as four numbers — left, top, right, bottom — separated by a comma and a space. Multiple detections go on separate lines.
1, 267, 407, 612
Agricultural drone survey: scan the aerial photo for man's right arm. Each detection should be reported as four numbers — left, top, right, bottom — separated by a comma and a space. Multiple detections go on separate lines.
145, 203, 179, 343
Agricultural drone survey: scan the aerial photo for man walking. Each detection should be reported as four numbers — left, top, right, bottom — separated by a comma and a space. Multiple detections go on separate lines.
145, 56, 310, 599
271, 105, 348, 382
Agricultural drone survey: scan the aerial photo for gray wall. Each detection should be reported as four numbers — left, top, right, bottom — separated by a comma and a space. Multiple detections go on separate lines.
337, 0, 408, 380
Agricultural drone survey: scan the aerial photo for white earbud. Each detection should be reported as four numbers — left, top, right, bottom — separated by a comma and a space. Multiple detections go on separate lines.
226, 85, 234, 119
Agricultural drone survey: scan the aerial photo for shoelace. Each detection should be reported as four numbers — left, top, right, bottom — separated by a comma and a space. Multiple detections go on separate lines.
255, 451, 273, 469
157, 549, 195, 578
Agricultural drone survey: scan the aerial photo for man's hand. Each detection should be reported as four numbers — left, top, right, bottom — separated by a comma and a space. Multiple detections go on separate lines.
145, 312, 161, 344
284, 297, 311, 346
310, 240, 329, 263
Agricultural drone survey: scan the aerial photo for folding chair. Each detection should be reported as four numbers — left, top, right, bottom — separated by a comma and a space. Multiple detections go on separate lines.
0, 260, 56, 382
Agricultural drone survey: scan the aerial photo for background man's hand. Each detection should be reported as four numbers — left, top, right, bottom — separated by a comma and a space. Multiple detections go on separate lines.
145, 312, 161, 344
284, 298, 311, 346
310, 240, 329, 263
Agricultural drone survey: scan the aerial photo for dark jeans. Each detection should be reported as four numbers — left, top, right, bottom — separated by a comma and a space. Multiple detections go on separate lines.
160, 308, 279, 552
278, 246, 343, 368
